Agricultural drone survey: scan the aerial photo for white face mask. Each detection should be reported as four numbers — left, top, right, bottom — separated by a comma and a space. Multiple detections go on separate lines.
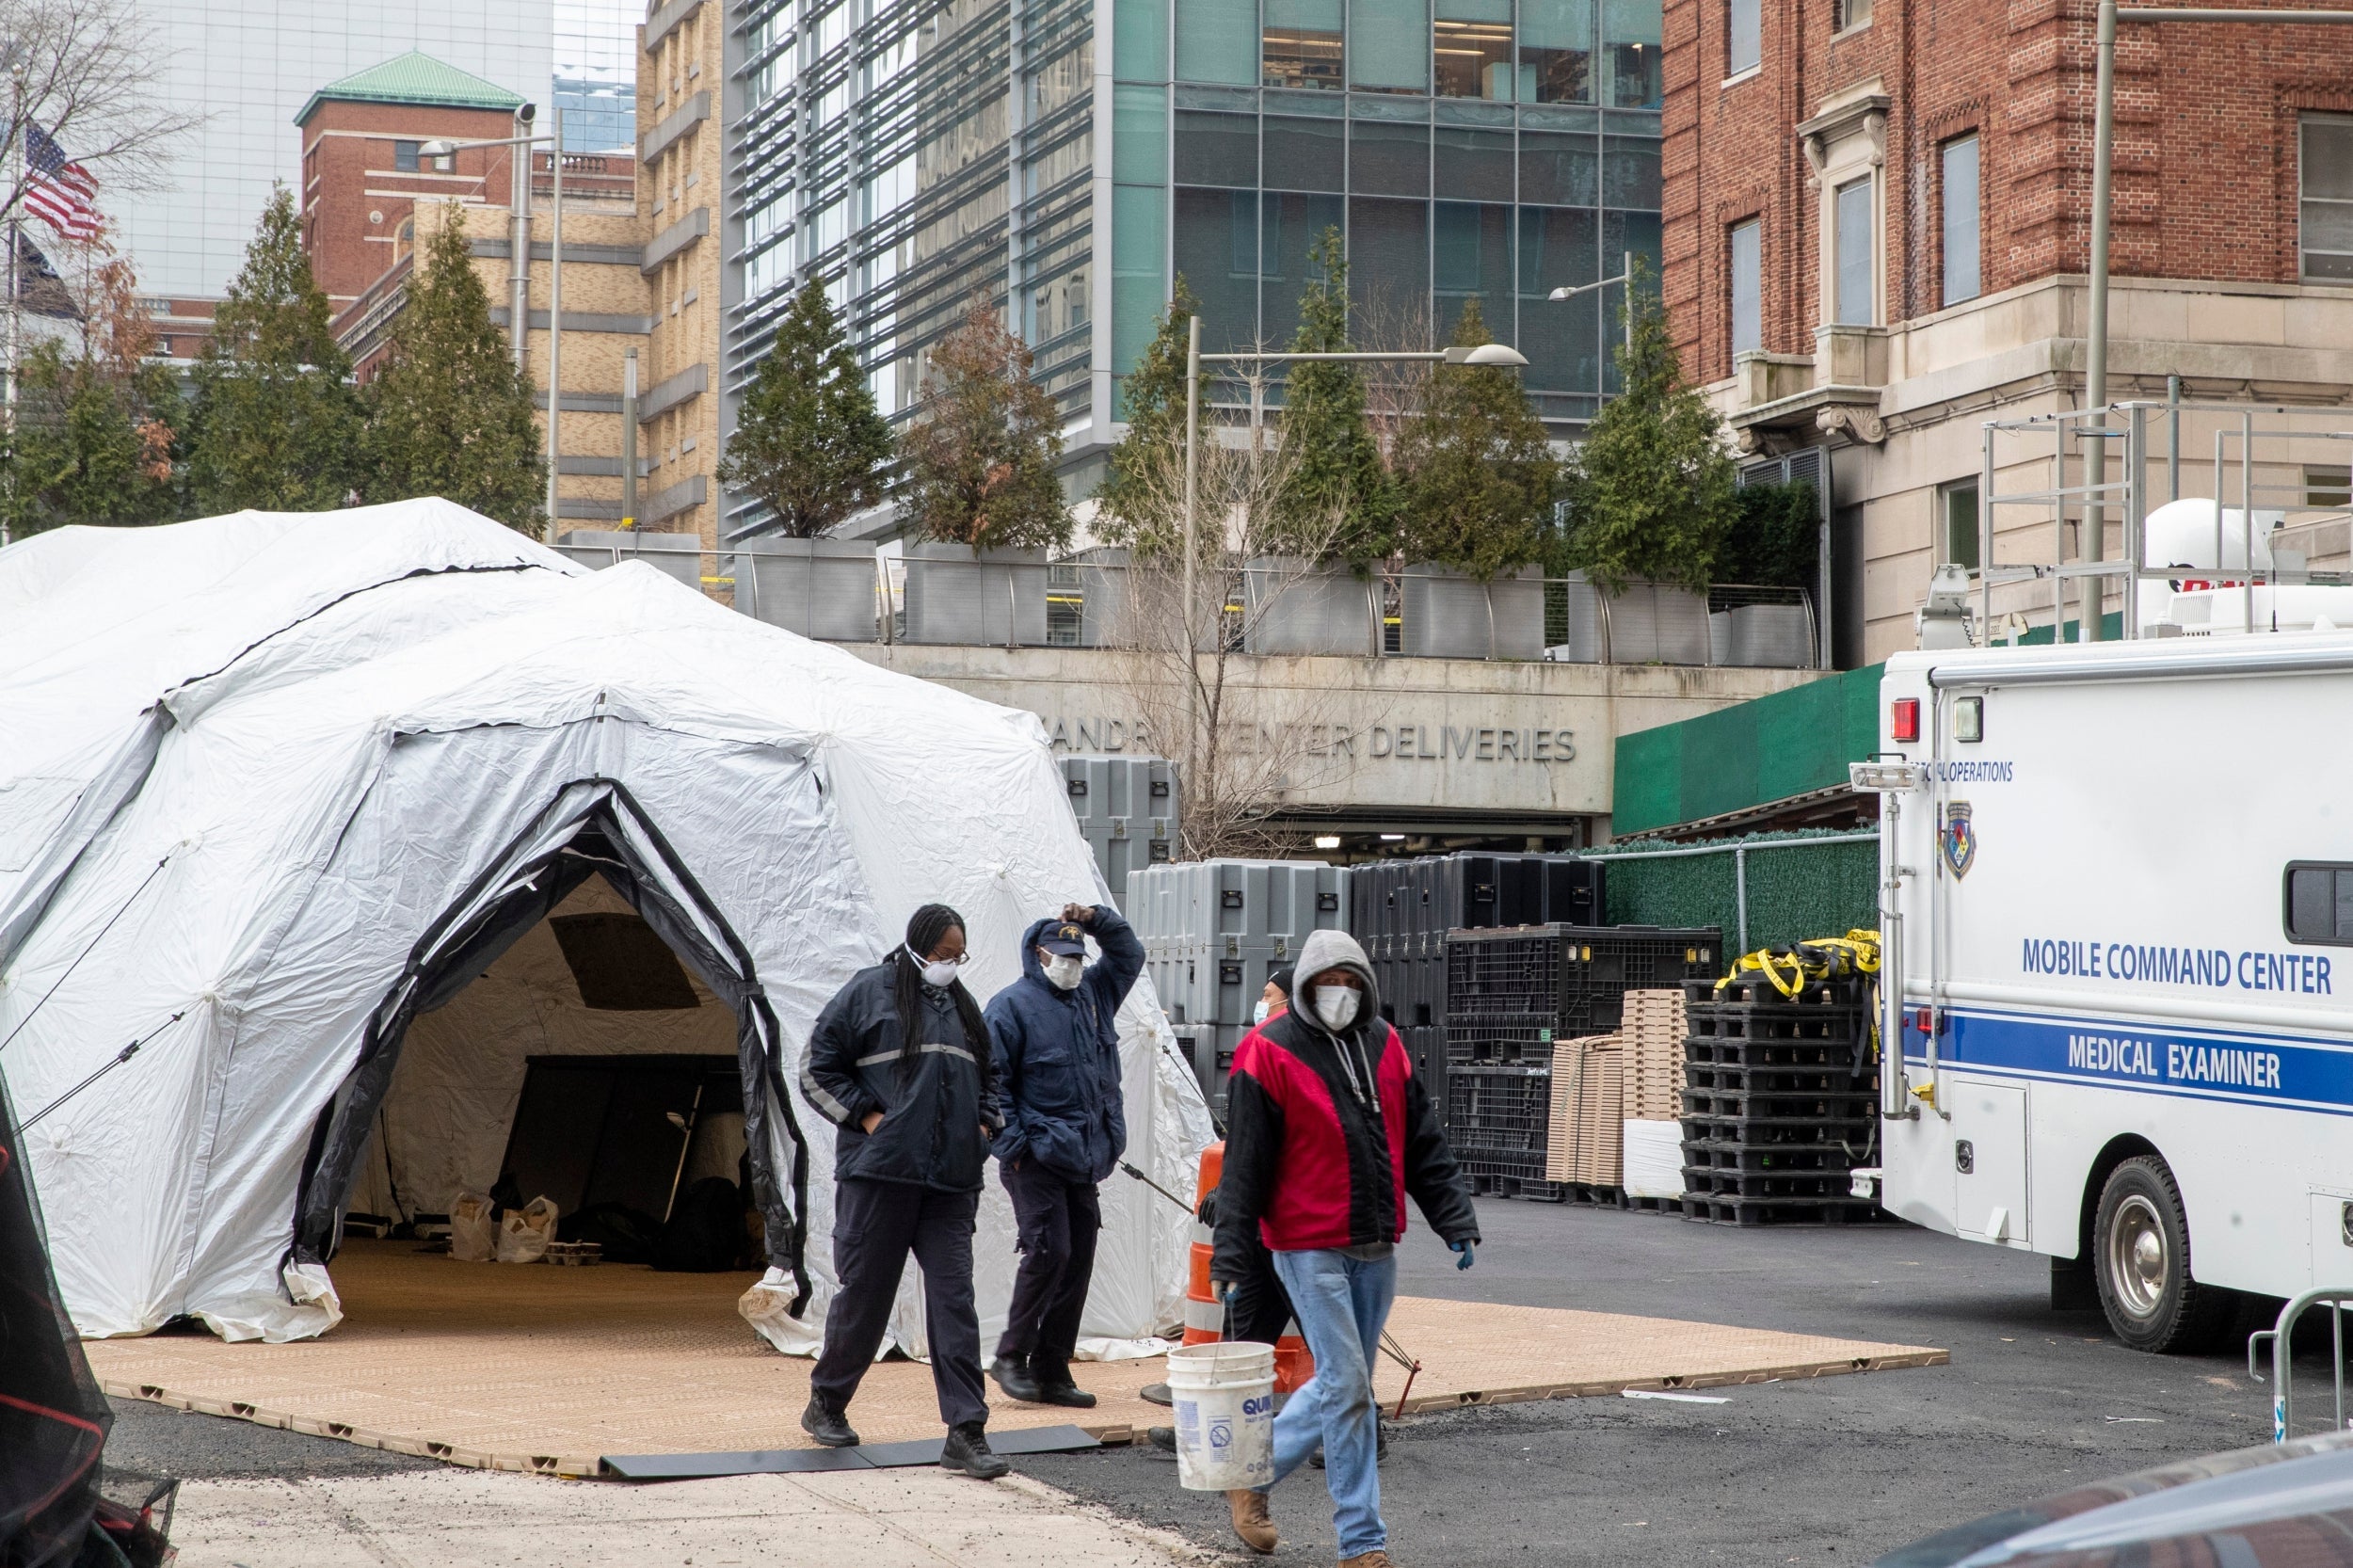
1044, 953, 1084, 991
1313, 985, 1362, 1032
911, 946, 963, 988
1253, 999, 1273, 1025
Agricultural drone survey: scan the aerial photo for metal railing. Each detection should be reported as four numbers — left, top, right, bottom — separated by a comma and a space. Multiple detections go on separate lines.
2250, 1288, 2353, 1442
1976, 399, 2353, 643
581, 537, 1822, 667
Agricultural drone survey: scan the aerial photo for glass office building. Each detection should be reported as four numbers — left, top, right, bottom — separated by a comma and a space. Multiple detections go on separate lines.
726, 0, 1661, 523
554, 0, 644, 152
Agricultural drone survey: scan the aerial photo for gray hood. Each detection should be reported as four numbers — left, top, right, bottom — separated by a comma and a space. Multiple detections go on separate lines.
1293, 927, 1382, 1034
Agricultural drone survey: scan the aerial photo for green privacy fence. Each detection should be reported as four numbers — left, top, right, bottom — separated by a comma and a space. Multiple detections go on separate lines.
1587, 828, 1880, 961
1609, 664, 1884, 839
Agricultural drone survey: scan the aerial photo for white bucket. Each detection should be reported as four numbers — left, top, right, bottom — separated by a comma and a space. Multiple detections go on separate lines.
1166, 1340, 1277, 1492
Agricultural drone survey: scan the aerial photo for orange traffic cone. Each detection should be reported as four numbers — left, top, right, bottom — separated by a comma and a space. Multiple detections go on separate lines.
1185, 1141, 1315, 1395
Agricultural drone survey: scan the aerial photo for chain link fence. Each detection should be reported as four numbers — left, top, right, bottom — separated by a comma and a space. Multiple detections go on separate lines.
1587, 829, 1878, 960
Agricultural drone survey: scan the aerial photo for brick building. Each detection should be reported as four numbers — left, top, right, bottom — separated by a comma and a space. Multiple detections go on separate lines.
297, 43, 725, 565
1660, 0, 2353, 662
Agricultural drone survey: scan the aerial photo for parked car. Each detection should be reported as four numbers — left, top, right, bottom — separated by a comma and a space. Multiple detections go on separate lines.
1874, 1430, 2353, 1566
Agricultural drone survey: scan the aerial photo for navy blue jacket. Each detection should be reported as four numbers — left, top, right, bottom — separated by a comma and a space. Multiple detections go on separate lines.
803, 958, 1003, 1192
985, 905, 1144, 1184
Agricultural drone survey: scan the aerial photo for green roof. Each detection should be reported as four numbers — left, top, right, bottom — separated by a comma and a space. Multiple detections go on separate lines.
296, 53, 526, 126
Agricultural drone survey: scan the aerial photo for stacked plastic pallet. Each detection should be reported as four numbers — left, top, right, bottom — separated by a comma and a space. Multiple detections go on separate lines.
1060, 756, 1177, 904
1128, 858, 1347, 1120
1349, 855, 1607, 1036
1442, 924, 1721, 1199
1618, 989, 1688, 1121
1544, 1037, 1624, 1186
1679, 962, 1879, 1225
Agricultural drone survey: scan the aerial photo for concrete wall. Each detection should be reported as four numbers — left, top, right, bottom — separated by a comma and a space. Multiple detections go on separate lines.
843, 644, 1825, 832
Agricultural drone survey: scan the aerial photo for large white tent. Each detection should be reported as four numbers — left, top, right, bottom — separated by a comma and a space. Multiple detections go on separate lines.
0, 501, 1208, 1347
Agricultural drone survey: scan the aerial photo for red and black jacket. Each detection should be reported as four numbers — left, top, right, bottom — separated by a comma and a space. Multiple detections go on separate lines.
1211, 979, 1480, 1277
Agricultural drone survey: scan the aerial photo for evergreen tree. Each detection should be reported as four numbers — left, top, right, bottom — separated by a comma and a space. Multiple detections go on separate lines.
1391, 298, 1558, 577
1093, 278, 1209, 554
1, 255, 182, 536
718, 275, 895, 536
1273, 229, 1391, 566
1560, 256, 1736, 593
897, 295, 1069, 549
360, 205, 547, 532
186, 186, 360, 513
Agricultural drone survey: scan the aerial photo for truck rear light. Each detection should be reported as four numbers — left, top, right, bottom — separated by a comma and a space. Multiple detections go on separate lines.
1891, 697, 1920, 743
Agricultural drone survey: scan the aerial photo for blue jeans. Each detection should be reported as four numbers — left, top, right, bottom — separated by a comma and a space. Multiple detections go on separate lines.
1261, 1247, 1398, 1560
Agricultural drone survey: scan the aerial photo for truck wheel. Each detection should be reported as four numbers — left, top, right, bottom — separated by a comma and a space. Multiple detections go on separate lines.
2093, 1155, 2233, 1353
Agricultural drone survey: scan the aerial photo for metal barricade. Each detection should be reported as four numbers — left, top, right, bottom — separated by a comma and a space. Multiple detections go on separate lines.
2250, 1288, 2353, 1443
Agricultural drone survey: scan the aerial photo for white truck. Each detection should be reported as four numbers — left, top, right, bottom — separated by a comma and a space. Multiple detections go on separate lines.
1859, 632, 2353, 1352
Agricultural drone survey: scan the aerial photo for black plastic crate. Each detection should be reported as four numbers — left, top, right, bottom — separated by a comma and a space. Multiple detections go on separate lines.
1447, 1065, 1554, 1158
1351, 854, 1606, 950
1683, 1196, 1884, 1227
1444, 1015, 1561, 1066
1462, 1164, 1575, 1201
1681, 1142, 1863, 1174
1684, 1035, 1859, 1069
1682, 1115, 1872, 1147
1685, 1062, 1879, 1096
1372, 953, 1446, 1030
1405, 1024, 1449, 1112
1682, 972, 1872, 1010
1681, 1088, 1878, 1121
1447, 924, 1723, 1030
1683, 1167, 1859, 1200
1685, 1004, 1868, 1045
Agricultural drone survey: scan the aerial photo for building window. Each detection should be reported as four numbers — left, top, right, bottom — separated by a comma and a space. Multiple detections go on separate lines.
1434, 0, 1513, 99
2309, 465, 2352, 509
1177, 0, 1258, 86
1264, 0, 1343, 88
1728, 217, 1760, 356
1352, 0, 1431, 93
1833, 175, 1874, 326
1834, 0, 1871, 30
1602, 0, 1661, 107
1942, 133, 1980, 307
1519, 0, 1593, 103
2300, 114, 2353, 282
1940, 478, 1980, 570
1727, 0, 1759, 76
393, 139, 421, 172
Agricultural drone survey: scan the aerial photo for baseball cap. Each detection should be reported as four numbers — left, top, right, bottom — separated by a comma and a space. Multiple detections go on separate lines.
1038, 921, 1089, 956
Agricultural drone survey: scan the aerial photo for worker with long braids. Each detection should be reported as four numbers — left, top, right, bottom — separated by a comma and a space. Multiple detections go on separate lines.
799, 903, 1009, 1479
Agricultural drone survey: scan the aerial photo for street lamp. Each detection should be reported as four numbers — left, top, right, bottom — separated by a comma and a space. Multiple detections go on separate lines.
1549, 250, 1640, 358
2076, 6, 2353, 642
1176, 322, 1531, 760
422, 103, 568, 542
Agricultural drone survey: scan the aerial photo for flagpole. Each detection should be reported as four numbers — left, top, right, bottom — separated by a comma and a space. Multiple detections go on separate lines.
4, 68, 22, 549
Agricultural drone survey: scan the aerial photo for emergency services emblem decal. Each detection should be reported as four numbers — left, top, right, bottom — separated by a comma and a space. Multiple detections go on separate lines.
1942, 800, 1977, 878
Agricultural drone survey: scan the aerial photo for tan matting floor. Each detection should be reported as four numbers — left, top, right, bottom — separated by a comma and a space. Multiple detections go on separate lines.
88, 1240, 1946, 1478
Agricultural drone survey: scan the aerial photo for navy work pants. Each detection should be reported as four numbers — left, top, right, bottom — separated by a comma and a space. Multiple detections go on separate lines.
994, 1160, 1100, 1378
810, 1176, 987, 1429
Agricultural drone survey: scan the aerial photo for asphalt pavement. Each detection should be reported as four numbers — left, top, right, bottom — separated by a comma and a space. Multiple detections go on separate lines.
100, 1199, 2288, 1567
1013, 1200, 2281, 1567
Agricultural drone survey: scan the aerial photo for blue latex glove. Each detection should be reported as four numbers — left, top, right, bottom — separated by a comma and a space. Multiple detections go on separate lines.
1450, 1240, 1476, 1271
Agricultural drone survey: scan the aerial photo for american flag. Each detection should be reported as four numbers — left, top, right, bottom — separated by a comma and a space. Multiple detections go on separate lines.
23, 120, 100, 242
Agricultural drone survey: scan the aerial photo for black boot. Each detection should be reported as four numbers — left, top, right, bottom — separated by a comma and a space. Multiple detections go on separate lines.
1029, 1363, 1097, 1409
800, 1396, 859, 1448
1146, 1425, 1177, 1453
941, 1421, 1011, 1479
989, 1353, 1044, 1402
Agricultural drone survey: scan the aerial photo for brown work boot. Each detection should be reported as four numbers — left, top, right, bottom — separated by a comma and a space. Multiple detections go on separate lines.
1226, 1488, 1276, 1554
1338, 1553, 1393, 1568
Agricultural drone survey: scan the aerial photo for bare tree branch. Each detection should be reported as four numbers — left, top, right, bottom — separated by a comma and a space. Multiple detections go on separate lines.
0, 0, 202, 232
1095, 397, 1371, 859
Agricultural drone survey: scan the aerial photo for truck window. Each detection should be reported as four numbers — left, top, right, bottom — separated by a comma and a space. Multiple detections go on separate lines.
2285, 863, 2353, 944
